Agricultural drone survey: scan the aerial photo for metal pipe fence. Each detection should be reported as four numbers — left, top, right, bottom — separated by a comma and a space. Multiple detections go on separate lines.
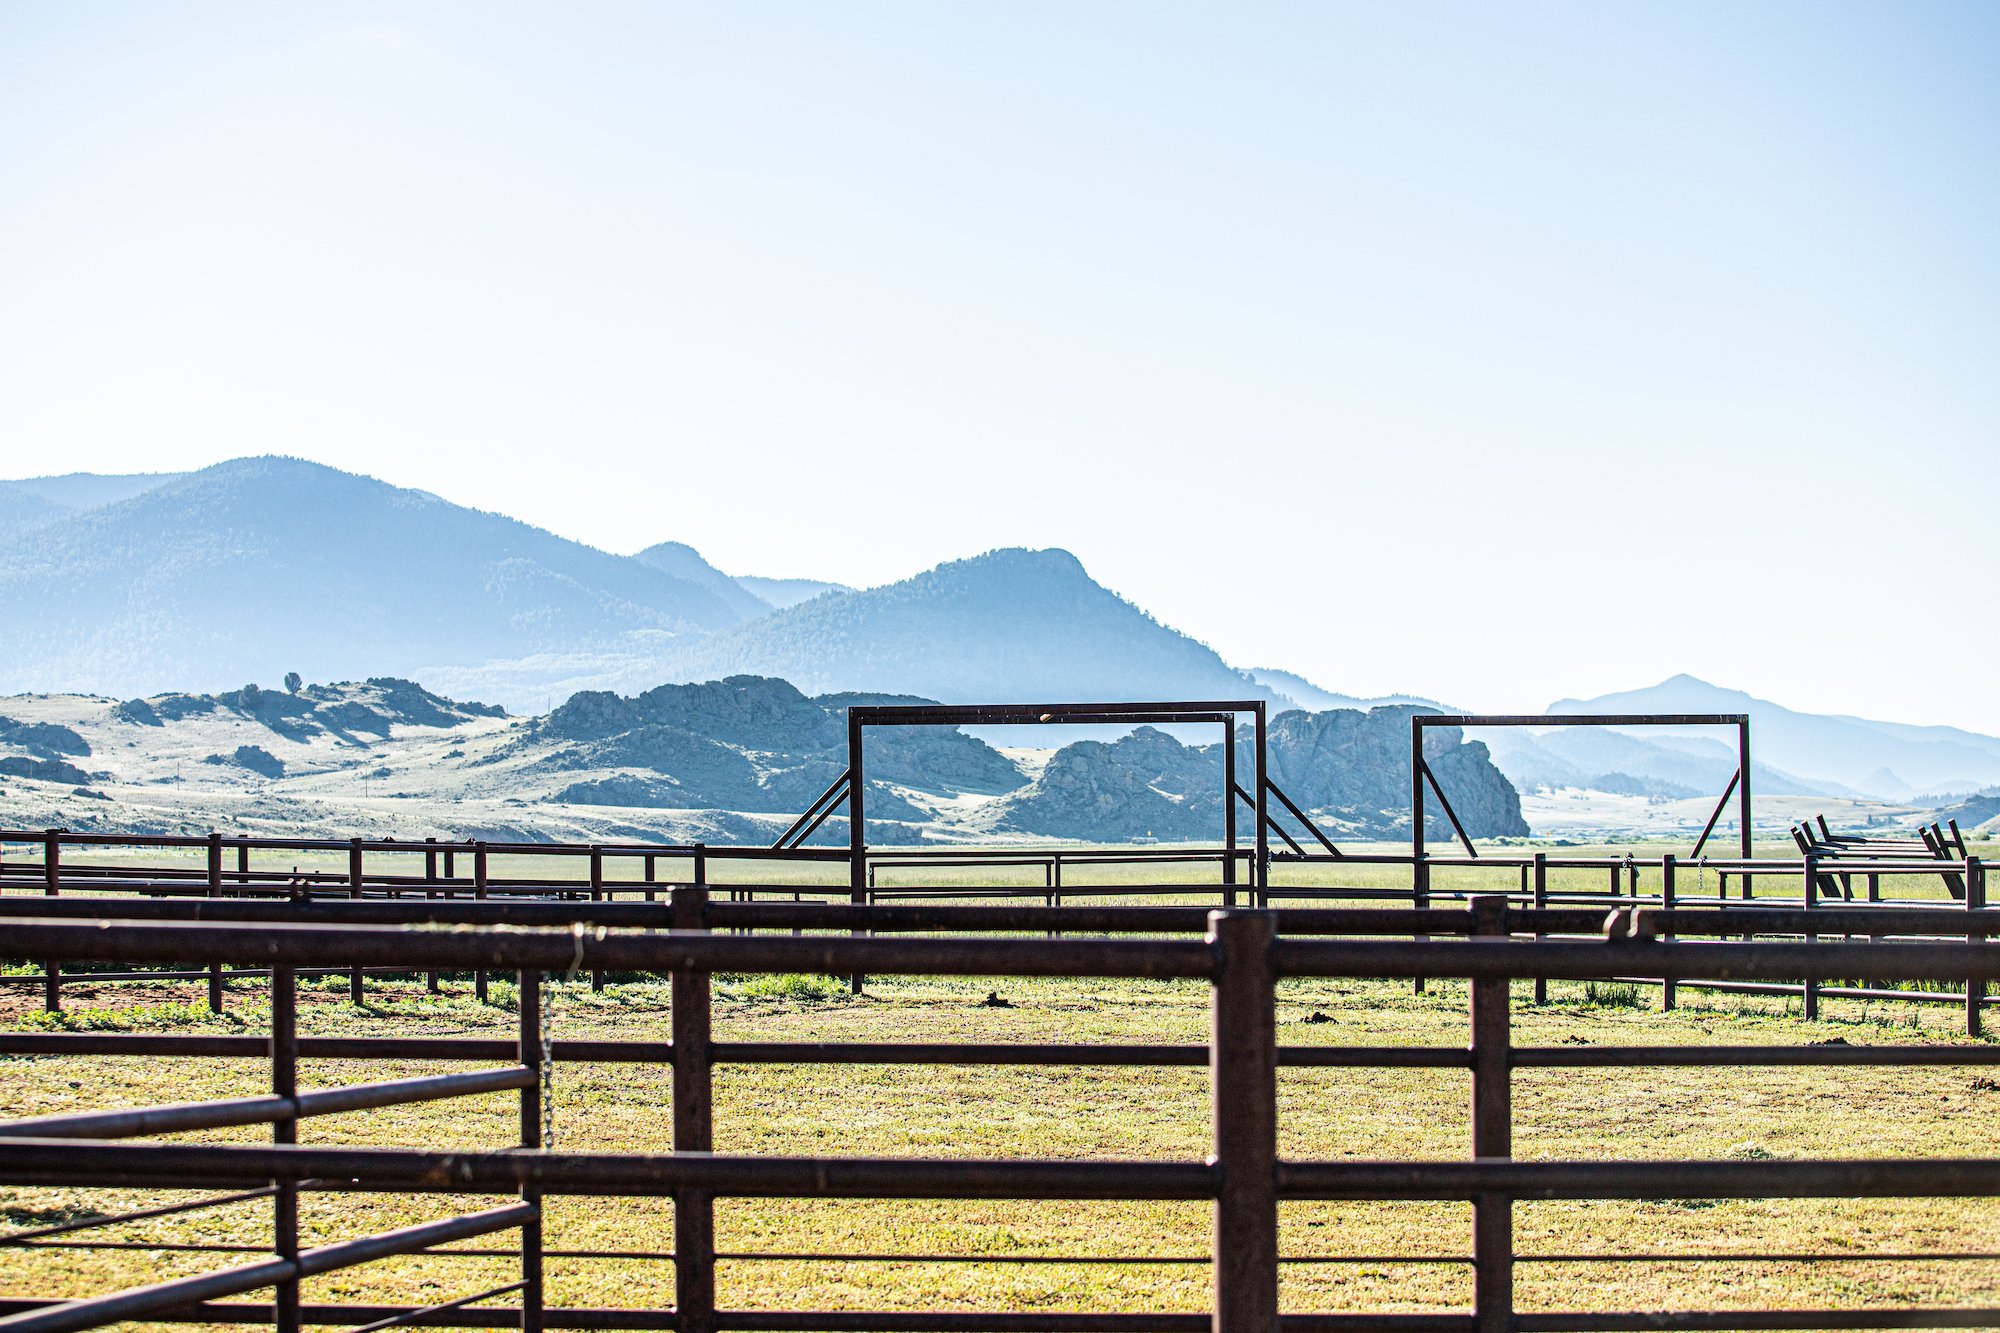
2, 896, 2000, 1332
2, 830, 1993, 1033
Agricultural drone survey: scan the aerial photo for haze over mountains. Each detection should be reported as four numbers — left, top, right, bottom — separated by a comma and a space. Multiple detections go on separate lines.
0, 458, 756, 704
1, 455, 1994, 815
0, 456, 1280, 713
1544, 677, 2000, 800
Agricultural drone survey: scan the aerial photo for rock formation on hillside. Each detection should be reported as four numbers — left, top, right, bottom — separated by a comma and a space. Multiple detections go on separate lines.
0, 673, 1527, 848
994, 727, 1223, 841
994, 707, 1526, 842
528, 676, 1025, 825
119, 678, 503, 742
1265, 707, 1527, 840
0, 715, 91, 758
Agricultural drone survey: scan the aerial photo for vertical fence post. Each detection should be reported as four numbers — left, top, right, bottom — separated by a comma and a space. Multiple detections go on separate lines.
1801, 852, 1819, 1022
271, 965, 300, 1333
590, 847, 606, 991
1209, 909, 1278, 1333
42, 830, 59, 1012
1967, 857, 1985, 1039
1223, 723, 1239, 908
1469, 894, 1513, 1333
348, 839, 365, 1005
475, 842, 490, 1004
518, 968, 544, 1333
1412, 855, 1430, 997
206, 834, 226, 1012
1660, 855, 1677, 1012
1252, 706, 1269, 908
425, 839, 441, 993
1530, 854, 1548, 1006
671, 884, 716, 1333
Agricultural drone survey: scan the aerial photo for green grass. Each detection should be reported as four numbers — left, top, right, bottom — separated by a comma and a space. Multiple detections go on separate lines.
0, 970, 1996, 1322
719, 972, 852, 1004
12, 999, 259, 1032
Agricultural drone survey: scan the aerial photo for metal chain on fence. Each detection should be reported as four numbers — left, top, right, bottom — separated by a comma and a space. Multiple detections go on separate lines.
538, 925, 588, 1150
539, 970, 556, 1150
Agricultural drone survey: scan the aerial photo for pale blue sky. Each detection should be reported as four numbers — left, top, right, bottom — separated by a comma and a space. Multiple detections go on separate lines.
3, 3, 1996, 725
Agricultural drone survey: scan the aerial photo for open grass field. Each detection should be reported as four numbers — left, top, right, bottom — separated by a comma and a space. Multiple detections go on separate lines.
2, 957, 1997, 1326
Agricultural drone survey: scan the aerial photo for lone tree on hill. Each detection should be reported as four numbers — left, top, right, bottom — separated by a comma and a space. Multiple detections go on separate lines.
284, 671, 303, 693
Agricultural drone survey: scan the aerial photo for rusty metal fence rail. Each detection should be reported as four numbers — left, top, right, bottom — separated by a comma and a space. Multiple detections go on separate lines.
3, 899, 2000, 1332
3, 833, 1994, 1033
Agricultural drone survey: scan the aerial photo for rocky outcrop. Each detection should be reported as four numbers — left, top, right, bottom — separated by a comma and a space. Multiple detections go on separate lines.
543, 676, 841, 752
993, 727, 1222, 841
1413, 722, 1528, 840
204, 745, 286, 778
533, 677, 1021, 824
994, 706, 1527, 842
111, 679, 502, 743
0, 716, 90, 757
1264, 706, 1526, 839
0, 755, 92, 785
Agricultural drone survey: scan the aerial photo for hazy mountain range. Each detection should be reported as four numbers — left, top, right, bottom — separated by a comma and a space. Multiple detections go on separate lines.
0, 457, 1279, 713
1, 455, 1993, 811
1548, 676, 2000, 799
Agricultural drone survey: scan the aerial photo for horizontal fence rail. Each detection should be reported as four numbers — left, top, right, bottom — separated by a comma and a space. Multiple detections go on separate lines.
2, 892, 2000, 1333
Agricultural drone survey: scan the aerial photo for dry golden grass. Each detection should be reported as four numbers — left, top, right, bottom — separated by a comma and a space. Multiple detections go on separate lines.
0, 965, 1996, 1326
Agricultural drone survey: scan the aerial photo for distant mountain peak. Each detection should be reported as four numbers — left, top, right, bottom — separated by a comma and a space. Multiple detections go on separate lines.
652, 545, 1281, 705
1552, 673, 1755, 715
1546, 675, 2000, 797
0, 454, 763, 704
631, 540, 771, 621
979, 546, 1084, 571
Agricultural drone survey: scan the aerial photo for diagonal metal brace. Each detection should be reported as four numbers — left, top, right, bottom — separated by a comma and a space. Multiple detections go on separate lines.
1233, 783, 1304, 857
1419, 759, 1478, 859
1690, 767, 1742, 861
772, 771, 851, 851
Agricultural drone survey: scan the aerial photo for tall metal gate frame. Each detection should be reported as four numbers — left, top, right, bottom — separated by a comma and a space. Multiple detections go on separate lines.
1412, 712, 1754, 860
770, 700, 1341, 899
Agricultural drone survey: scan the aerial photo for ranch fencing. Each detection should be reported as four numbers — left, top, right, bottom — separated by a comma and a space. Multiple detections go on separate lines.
0, 830, 1992, 1031
1, 893, 1999, 1332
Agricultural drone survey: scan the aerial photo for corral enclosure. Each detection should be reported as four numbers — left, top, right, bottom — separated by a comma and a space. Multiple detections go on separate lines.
3, 835, 1999, 1332
1, 706, 1998, 1333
